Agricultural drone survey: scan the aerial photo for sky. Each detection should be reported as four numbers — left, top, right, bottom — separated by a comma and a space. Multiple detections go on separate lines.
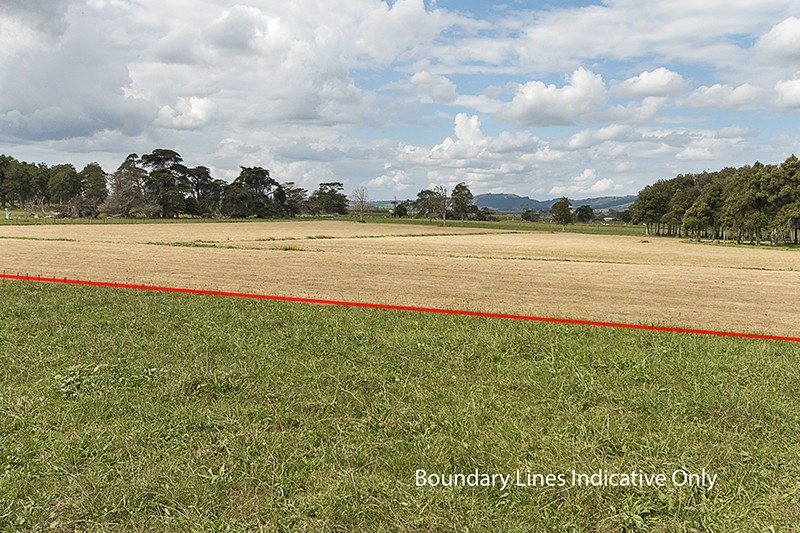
1, 0, 799, 200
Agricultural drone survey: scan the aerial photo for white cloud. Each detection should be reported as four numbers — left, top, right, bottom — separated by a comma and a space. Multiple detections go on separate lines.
674, 129, 749, 161
452, 94, 504, 113
548, 169, 616, 196
604, 96, 667, 123
203, 5, 267, 54
0, 15, 43, 61
156, 97, 217, 130
684, 83, 761, 108
755, 17, 800, 62
367, 169, 411, 191
453, 113, 486, 145
502, 68, 608, 126
567, 124, 631, 150
612, 68, 685, 97
774, 79, 800, 109
716, 126, 756, 139
409, 71, 458, 103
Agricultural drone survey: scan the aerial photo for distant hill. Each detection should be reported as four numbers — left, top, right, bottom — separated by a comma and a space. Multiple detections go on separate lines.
474, 193, 636, 213
370, 194, 636, 213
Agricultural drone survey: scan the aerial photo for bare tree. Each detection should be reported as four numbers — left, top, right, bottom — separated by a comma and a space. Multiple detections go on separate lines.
434, 185, 448, 227
352, 186, 369, 223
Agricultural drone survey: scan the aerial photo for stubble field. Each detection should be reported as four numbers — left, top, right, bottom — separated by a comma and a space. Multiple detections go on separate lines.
1, 219, 799, 336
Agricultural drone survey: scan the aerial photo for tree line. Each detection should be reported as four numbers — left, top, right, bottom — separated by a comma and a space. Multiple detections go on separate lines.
392, 183, 499, 223
0, 149, 349, 219
630, 155, 800, 245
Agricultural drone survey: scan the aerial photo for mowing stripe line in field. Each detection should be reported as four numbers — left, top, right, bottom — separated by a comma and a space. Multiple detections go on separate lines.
2, 273, 799, 343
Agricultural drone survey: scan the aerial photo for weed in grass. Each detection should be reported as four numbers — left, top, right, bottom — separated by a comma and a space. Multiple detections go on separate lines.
0, 236, 76, 242
144, 241, 237, 249
271, 245, 307, 251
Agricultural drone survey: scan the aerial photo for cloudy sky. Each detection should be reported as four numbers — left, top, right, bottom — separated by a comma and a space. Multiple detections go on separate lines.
1, 0, 799, 199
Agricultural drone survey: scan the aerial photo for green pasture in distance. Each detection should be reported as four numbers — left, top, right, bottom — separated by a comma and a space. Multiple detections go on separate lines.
0, 209, 645, 236
1, 281, 798, 530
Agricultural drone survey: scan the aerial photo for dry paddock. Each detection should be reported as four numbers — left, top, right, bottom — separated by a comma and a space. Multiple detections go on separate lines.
1, 219, 798, 337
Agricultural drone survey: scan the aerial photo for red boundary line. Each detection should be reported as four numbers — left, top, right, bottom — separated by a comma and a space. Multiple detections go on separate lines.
3, 273, 799, 343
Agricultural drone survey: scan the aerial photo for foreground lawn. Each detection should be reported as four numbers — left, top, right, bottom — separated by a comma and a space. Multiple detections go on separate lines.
1, 281, 798, 530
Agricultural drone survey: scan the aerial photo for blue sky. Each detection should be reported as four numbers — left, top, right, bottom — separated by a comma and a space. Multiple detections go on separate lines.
1, 0, 799, 199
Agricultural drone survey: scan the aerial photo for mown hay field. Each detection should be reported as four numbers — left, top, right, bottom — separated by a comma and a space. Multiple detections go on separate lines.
2, 219, 799, 336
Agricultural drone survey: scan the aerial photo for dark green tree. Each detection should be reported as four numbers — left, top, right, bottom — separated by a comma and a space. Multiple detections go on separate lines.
412, 188, 440, 222
450, 182, 474, 225
392, 200, 411, 218
521, 208, 540, 222
631, 180, 672, 235
140, 149, 190, 218
551, 197, 573, 230
184, 166, 223, 217
4, 160, 39, 208
310, 182, 348, 215
81, 162, 108, 204
682, 179, 724, 240
48, 164, 84, 204
282, 182, 309, 217
221, 166, 286, 218
574, 204, 594, 223
0, 154, 16, 208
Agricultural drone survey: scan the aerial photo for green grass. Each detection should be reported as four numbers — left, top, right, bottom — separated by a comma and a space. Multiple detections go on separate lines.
0, 236, 76, 242
355, 215, 645, 236
1, 281, 798, 530
1, 210, 644, 237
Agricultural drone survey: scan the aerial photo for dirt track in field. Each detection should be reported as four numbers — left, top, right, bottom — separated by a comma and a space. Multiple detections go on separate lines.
2, 220, 799, 336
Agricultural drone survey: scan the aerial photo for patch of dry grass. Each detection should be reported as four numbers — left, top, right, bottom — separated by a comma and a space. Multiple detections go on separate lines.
1, 220, 799, 336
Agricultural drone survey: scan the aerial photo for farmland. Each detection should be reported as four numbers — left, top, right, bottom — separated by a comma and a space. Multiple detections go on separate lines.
1, 219, 799, 336
2, 219, 800, 530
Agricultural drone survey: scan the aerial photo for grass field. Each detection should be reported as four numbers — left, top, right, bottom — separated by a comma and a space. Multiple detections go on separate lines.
1, 219, 799, 336
1, 280, 799, 530
1, 209, 644, 237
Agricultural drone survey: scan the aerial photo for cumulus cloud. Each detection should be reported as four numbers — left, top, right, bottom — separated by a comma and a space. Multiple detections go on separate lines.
566, 124, 631, 150
0, 2, 155, 142
774, 79, 800, 109
367, 169, 411, 191
612, 68, 685, 97
604, 96, 667, 123
0, 0, 72, 37
156, 97, 217, 130
396, 113, 557, 187
755, 17, 800, 61
501, 68, 608, 126
453, 113, 486, 145
548, 169, 616, 196
409, 71, 458, 103
203, 5, 271, 54
672, 128, 750, 161
715, 126, 756, 139
684, 83, 761, 108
